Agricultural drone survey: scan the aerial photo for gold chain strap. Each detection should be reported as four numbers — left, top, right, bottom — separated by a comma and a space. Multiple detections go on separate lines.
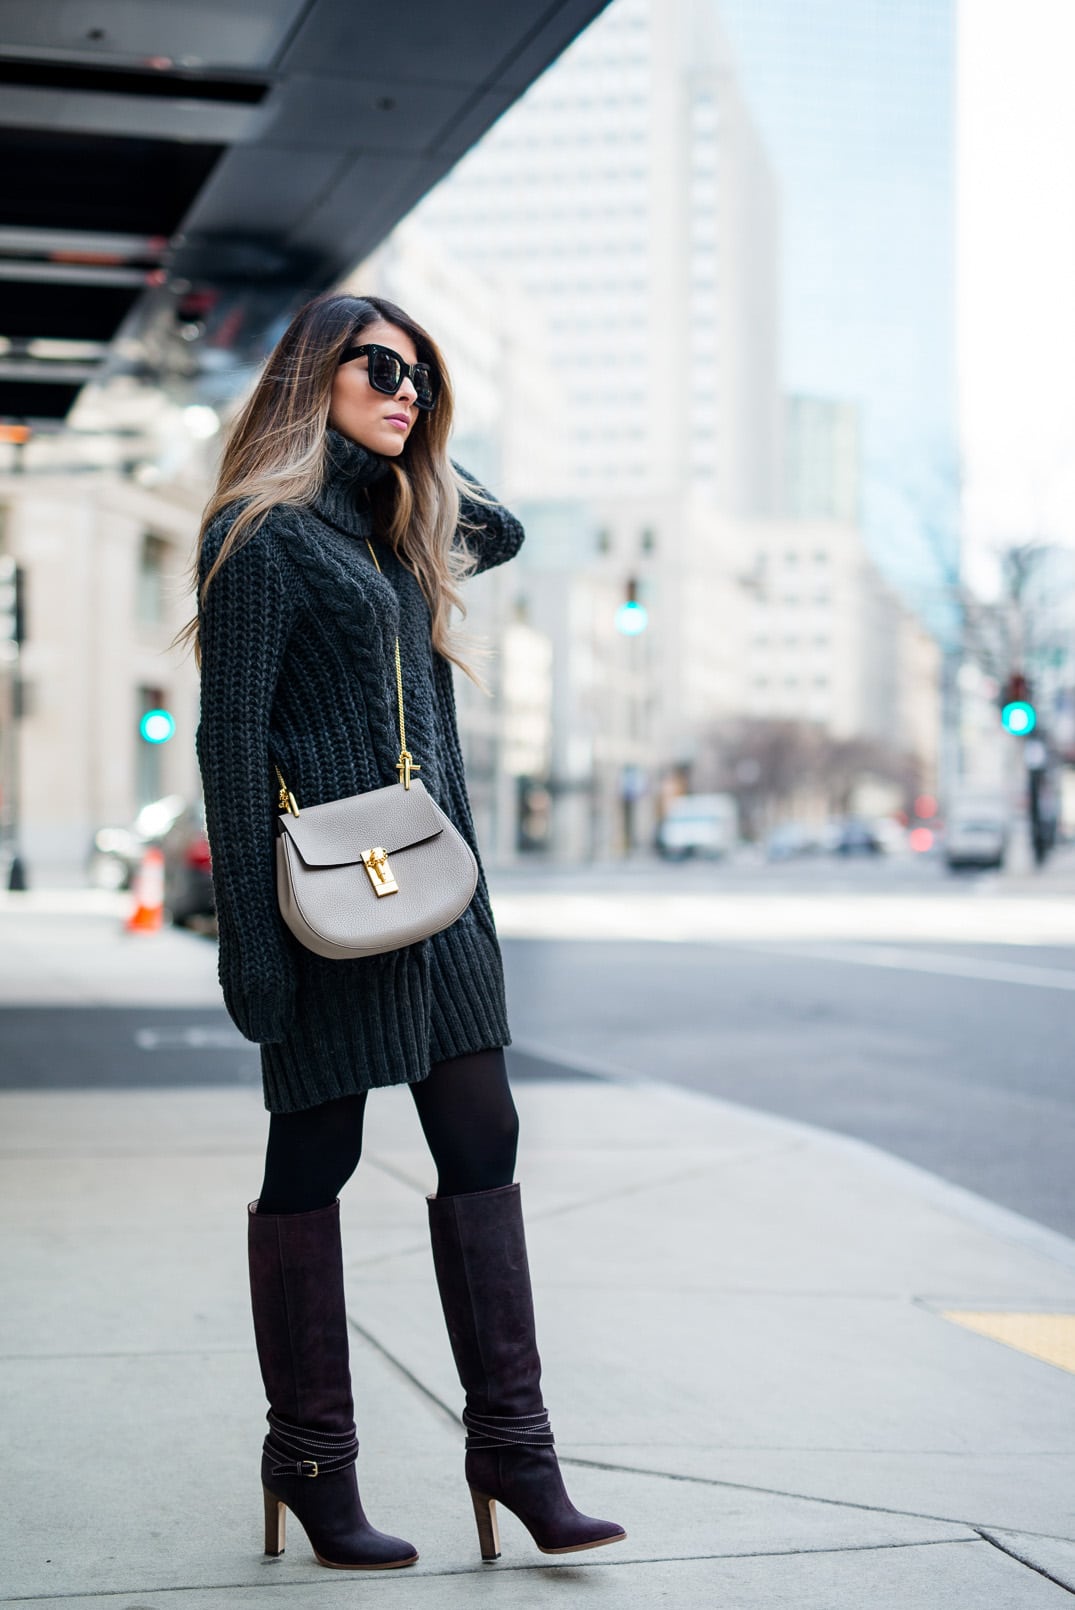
364, 539, 420, 791
274, 537, 420, 816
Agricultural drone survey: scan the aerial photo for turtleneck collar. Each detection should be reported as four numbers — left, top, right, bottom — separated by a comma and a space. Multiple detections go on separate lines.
312, 426, 393, 537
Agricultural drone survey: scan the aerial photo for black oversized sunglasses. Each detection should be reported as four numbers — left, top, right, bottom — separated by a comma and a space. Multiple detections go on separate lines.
338, 342, 439, 410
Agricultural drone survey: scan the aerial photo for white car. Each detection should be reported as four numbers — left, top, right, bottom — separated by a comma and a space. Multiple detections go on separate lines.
656, 794, 739, 861
944, 794, 1008, 870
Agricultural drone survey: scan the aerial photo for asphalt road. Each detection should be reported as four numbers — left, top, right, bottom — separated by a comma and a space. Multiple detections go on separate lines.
0, 1008, 596, 1094
499, 935, 1075, 1241
2, 855, 1073, 1242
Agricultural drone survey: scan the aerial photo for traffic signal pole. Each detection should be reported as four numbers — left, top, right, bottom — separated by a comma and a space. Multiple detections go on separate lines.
1001, 729, 1033, 875
0, 555, 26, 889
0, 660, 27, 889
998, 667, 1037, 876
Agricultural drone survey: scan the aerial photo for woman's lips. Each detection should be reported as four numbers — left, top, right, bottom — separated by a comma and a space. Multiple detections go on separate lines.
385, 414, 410, 430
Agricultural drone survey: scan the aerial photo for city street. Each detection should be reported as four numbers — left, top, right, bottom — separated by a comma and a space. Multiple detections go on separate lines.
3, 2, 1074, 1604
3, 859, 1075, 1607
3, 851, 1074, 1238
3, 860, 1075, 1606
494, 854, 1075, 1239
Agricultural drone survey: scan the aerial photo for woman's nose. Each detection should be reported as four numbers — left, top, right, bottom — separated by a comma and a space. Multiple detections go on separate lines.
397, 376, 418, 404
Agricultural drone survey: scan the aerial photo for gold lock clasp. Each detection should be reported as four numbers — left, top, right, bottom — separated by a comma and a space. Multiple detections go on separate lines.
361, 846, 399, 896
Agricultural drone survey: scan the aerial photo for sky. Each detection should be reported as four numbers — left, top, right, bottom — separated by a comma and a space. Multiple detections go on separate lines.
958, 0, 1075, 583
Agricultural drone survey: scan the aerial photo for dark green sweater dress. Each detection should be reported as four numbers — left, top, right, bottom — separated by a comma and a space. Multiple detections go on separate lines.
195, 429, 524, 1112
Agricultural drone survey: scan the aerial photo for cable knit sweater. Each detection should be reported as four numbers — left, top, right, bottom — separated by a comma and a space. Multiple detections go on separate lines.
195, 428, 524, 1112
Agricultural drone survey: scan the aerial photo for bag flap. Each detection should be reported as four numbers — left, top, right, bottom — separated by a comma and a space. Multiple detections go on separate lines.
277, 779, 445, 869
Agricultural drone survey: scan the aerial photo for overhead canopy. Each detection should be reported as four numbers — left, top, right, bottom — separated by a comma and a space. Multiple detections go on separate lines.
0, 0, 611, 425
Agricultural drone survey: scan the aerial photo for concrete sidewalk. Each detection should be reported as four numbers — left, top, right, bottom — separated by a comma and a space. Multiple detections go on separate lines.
1, 899, 1075, 1604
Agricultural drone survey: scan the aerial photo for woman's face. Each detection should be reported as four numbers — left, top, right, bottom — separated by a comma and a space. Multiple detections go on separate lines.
329, 319, 422, 458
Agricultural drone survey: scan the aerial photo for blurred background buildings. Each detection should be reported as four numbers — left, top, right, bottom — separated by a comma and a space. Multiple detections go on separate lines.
716, 0, 960, 638
0, 0, 1071, 881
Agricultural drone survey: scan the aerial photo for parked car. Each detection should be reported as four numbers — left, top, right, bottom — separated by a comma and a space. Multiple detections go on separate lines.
161, 800, 215, 926
872, 817, 911, 855
87, 794, 187, 891
831, 816, 884, 855
944, 792, 1008, 870
764, 821, 825, 861
656, 793, 739, 861
88, 794, 214, 926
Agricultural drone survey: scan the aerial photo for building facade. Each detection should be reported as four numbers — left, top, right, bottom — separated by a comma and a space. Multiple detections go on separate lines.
0, 473, 202, 877
783, 395, 862, 525
730, 512, 941, 784
397, 0, 788, 851
411, 0, 782, 515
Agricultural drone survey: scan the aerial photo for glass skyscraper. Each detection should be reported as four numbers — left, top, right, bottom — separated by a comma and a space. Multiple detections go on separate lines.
714, 0, 959, 638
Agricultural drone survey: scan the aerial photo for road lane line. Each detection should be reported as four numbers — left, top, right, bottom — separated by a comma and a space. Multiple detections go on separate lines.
490, 892, 1075, 945
744, 942, 1075, 991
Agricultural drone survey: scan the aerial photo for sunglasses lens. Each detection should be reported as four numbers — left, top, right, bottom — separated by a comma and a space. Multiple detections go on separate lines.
413, 364, 437, 410
368, 349, 402, 395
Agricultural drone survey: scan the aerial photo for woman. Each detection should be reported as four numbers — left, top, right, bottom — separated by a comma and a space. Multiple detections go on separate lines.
186, 293, 624, 1571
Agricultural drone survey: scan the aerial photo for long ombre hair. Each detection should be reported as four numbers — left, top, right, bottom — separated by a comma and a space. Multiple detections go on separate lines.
177, 292, 488, 682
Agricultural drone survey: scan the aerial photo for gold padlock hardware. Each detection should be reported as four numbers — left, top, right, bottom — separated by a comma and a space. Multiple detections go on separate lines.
361, 846, 399, 897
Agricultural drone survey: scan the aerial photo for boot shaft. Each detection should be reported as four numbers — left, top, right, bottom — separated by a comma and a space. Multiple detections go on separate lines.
427, 1183, 543, 1418
248, 1198, 355, 1432
428, 1183, 627, 1558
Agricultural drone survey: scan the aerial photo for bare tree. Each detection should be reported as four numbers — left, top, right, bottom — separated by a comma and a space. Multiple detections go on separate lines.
817, 733, 921, 815
694, 718, 921, 835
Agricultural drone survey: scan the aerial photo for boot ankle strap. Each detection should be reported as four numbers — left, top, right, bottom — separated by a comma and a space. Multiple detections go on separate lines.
463, 1408, 555, 1451
264, 1411, 359, 1478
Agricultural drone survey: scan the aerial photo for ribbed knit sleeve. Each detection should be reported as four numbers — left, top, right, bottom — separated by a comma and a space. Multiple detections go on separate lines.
195, 513, 298, 1044
452, 462, 525, 575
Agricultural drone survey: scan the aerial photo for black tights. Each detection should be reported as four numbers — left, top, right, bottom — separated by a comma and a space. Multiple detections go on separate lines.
257, 1048, 519, 1214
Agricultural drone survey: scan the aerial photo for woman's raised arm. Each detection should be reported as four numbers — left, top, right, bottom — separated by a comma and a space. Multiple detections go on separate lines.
452, 463, 526, 576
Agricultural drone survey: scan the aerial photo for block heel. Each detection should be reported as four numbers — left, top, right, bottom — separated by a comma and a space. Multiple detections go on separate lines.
263, 1484, 286, 1556
470, 1488, 501, 1561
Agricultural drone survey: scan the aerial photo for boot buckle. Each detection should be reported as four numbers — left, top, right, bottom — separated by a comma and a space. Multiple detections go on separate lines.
298, 1459, 319, 1478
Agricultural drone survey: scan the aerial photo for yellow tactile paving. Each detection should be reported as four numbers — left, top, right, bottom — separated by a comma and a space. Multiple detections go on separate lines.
941, 1311, 1075, 1374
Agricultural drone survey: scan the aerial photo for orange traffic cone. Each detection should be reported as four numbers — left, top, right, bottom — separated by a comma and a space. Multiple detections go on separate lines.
126, 845, 165, 933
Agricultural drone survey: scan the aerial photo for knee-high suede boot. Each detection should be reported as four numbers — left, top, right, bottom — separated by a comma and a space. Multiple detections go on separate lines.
247, 1200, 418, 1570
427, 1183, 626, 1560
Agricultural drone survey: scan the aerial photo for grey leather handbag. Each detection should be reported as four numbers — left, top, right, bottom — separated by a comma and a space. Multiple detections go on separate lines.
272, 540, 478, 960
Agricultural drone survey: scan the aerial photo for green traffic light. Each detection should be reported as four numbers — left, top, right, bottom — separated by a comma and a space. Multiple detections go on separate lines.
1001, 700, 1036, 735
614, 599, 648, 635
140, 708, 176, 744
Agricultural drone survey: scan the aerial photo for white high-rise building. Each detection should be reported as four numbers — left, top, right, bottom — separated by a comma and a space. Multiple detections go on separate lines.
397, 0, 785, 846
729, 513, 941, 779
412, 0, 781, 516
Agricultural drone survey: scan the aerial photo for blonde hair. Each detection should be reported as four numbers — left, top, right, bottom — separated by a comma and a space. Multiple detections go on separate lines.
176, 292, 488, 683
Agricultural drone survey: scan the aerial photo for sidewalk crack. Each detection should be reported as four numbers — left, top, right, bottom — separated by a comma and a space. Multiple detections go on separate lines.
560, 1454, 1075, 1544
977, 1528, 1075, 1596
340, 1329, 1075, 1555
346, 1314, 460, 1430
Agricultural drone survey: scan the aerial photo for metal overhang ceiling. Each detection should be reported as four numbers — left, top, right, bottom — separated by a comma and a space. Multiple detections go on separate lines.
0, 0, 612, 428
